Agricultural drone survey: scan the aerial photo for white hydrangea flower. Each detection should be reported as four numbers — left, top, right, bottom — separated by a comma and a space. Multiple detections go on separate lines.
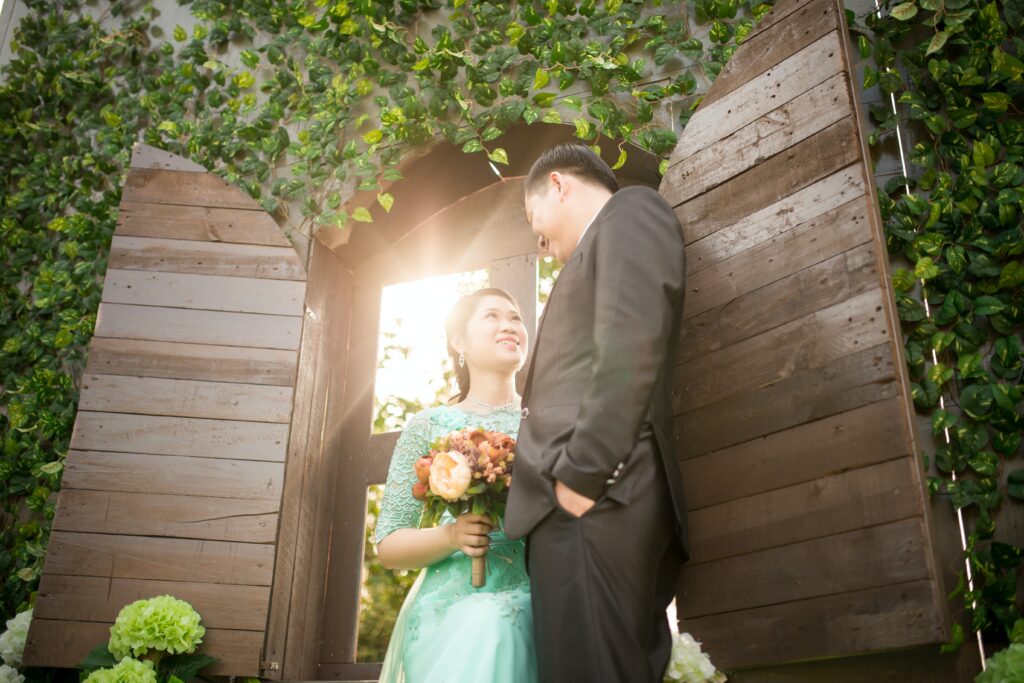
0, 608, 32, 667
664, 632, 727, 683
0, 664, 24, 683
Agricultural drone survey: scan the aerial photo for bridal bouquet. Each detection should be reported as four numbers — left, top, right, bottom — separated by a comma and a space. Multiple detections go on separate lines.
411, 426, 516, 587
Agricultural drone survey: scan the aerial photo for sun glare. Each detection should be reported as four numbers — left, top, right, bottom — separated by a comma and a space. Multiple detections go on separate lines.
374, 269, 490, 426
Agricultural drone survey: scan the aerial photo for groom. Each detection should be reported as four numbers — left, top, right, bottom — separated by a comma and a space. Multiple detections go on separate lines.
505, 143, 690, 683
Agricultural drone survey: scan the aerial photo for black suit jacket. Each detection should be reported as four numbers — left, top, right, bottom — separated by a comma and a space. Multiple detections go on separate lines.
505, 185, 690, 562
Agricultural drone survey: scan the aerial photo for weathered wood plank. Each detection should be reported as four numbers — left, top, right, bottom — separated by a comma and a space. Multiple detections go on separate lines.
42, 531, 274, 586
678, 580, 946, 670
78, 374, 294, 423
671, 116, 861, 244
682, 195, 870, 322
685, 159, 865, 274
131, 141, 208, 172
71, 412, 289, 462
317, 281, 381, 670
53, 489, 278, 543
108, 235, 305, 281
62, 450, 284, 500
679, 518, 933, 617
674, 342, 900, 458
117, 201, 291, 246
95, 303, 302, 350
665, 30, 844, 168
675, 288, 890, 413
686, 458, 924, 564
122, 167, 262, 211
35, 574, 269, 630
679, 242, 877, 364
101, 269, 305, 316
85, 337, 298, 387
665, 73, 851, 204
679, 397, 912, 509
699, 0, 837, 109
24, 619, 263, 675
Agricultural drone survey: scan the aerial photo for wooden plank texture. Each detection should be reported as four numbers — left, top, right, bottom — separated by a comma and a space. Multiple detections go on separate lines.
101, 268, 305, 316
680, 517, 933, 617
35, 574, 269, 630
85, 337, 298, 386
678, 241, 878, 364
679, 397, 912, 510
71, 412, 289, 462
53, 489, 279, 543
42, 531, 274, 586
666, 30, 844, 166
62, 450, 284, 501
109, 235, 305, 280
679, 580, 946, 670
79, 374, 293, 423
666, 72, 851, 204
95, 303, 302, 350
116, 201, 291, 246
25, 619, 263, 675
685, 458, 923, 563
122, 167, 262, 210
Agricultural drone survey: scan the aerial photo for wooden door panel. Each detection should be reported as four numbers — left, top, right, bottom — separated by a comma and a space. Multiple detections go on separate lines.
22, 143, 307, 675
659, 0, 949, 669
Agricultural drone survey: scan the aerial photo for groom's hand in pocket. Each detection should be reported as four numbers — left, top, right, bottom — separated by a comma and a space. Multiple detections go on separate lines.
554, 479, 596, 518
448, 513, 492, 557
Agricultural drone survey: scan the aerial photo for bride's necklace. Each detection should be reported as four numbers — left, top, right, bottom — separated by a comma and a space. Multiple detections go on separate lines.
467, 394, 520, 411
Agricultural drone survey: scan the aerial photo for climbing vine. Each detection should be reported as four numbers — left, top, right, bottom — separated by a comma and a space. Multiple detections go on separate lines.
0, 0, 770, 625
850, 0, 1024, 661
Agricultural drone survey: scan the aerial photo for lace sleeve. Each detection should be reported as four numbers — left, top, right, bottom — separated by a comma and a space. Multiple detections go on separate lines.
373, 409, 433, 545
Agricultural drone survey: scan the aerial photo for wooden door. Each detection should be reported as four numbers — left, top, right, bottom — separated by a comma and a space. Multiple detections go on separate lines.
22, 143, 307, 676
659, 0, 951, 670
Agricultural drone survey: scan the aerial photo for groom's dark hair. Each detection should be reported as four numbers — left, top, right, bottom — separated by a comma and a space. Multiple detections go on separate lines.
524, 142, 620, 197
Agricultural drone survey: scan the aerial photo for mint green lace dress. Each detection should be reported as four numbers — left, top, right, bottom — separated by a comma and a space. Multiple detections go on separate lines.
373, 405, 536, 683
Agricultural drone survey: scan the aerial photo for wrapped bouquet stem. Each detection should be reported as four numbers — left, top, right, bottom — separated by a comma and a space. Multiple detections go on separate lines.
411, 427, 516, 588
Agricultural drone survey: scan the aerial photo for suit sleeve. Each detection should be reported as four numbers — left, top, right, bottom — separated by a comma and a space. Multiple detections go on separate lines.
549, 187, 685, 500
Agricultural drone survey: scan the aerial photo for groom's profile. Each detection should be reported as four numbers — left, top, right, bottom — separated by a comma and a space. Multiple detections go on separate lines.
505, 142, 690, 683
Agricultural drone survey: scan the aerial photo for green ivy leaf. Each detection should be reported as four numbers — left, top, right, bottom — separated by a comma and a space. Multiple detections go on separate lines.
377, 192, 394, 213
926, 30, 950, 55
173, 25, 187, 42
974, 295, 1005, 316
487, 147, 508, 165
533, 68, 550, 90
959, 384, 993, 420
612, 148, 627, 170
914, 256, 940, 280
891, 2, 918, 21
352, 207, 373, 223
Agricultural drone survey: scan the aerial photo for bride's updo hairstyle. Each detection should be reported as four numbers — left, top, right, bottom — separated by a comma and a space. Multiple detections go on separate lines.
444, 287, 523, 404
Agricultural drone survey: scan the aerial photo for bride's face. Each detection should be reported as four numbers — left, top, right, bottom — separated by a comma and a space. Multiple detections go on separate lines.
456, 295, 528, 374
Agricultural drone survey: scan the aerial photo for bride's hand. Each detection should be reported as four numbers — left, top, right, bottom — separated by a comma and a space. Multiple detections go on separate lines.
448, 513, 492, 557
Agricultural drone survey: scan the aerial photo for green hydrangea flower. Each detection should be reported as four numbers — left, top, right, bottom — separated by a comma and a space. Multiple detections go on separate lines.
976, 643, 1024, 683
107, 596, 205, 659
83, 657, 157, 683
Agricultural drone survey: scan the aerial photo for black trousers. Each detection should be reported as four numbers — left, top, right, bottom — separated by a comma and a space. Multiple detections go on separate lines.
526, 439, 683, 683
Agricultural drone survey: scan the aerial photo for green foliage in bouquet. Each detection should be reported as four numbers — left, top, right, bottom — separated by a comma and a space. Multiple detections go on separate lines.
78, 596, 215, 683
849, 0, 1024, 656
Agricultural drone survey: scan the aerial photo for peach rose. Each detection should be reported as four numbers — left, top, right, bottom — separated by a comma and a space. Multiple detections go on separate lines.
429, 450, 472, 501
411, 481, 428, 500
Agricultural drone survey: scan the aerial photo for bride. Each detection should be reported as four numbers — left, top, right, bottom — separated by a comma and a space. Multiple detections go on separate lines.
373, 287, 536, 683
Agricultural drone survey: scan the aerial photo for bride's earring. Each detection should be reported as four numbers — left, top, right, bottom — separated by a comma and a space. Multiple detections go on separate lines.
458, 352, 465, 368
